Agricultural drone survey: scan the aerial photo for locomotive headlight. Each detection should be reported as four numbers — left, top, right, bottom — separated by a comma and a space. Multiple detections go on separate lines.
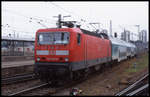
65, 58, 69, 62
37, 58, 40, 61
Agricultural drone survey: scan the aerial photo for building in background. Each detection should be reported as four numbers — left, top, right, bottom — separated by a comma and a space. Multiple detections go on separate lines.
1, 36, 35, 56
140, 30, 147, 43
121, 30, 130, 42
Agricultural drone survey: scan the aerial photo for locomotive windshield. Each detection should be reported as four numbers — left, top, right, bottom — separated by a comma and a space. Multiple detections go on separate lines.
38, 32, 69, 45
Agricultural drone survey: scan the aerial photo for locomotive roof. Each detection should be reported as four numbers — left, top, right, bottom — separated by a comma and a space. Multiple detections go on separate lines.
80, 29, 101, 38
110, 37, 136, 48
37, 28, 109, 39
37, 28, 83, 34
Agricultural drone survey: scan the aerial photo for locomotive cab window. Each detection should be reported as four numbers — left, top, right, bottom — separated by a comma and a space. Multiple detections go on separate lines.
37, 32, 69, 45
77, 33, 81, 45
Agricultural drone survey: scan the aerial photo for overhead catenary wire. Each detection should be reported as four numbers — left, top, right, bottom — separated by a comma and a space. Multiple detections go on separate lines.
3, 3, 142, 41
2, 28, 33, 34
3, 8, 56, 28
2, 24, 33, 33
3, 8, 56, 22
2, 8, 58, 38
2, 25, 35, 38
49, 2, 99, 31
3, 3, 101, 31
3, 3, 102, 39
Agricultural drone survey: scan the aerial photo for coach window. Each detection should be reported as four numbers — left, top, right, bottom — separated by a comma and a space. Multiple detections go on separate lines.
77, 33, 81, 45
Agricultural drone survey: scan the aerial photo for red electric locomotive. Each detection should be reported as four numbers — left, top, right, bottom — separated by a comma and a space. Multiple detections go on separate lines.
34, 25, 111, 83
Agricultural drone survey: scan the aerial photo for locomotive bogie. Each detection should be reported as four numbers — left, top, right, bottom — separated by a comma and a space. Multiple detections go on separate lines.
35, 62, 70, 82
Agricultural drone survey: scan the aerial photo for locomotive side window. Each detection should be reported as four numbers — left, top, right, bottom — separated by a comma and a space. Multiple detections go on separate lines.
77, 33, 81, 45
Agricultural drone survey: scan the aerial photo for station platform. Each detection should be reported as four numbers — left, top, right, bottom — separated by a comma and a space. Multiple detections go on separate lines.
2, 56, 35, 78
2, 56, 34, 62
2, 60, 34, 68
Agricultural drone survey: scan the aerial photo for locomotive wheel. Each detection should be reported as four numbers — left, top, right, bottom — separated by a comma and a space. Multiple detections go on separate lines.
94, 65, 101, 71
83, 68, 90, 79
72, 71, 82, 81
71, 69, 90, 81
105, 62, 111, 69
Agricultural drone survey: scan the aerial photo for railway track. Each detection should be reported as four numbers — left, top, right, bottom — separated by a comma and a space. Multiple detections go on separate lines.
115, 73, 149, 96
5, 60, 133, 96
2, 61, 111, 96
3, 56, 148, 96
8, 83, 49, 96
7, 77, 85, 96
5, 71, 88, 96
2, 73, 36, 85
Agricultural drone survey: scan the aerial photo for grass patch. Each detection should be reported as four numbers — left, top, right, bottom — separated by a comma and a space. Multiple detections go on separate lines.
125, 53, 149, 73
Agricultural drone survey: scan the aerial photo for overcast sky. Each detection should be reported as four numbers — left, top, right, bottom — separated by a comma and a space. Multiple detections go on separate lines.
2, 1, 149, 41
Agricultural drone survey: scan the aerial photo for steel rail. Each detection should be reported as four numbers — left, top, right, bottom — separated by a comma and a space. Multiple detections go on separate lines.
2, 73, 35, 85
126, 84, 149, 96
115, 73, 149, 96
9, 83, 49, 96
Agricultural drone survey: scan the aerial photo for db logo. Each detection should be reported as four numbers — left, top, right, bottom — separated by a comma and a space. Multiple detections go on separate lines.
49, 50, 56, 55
